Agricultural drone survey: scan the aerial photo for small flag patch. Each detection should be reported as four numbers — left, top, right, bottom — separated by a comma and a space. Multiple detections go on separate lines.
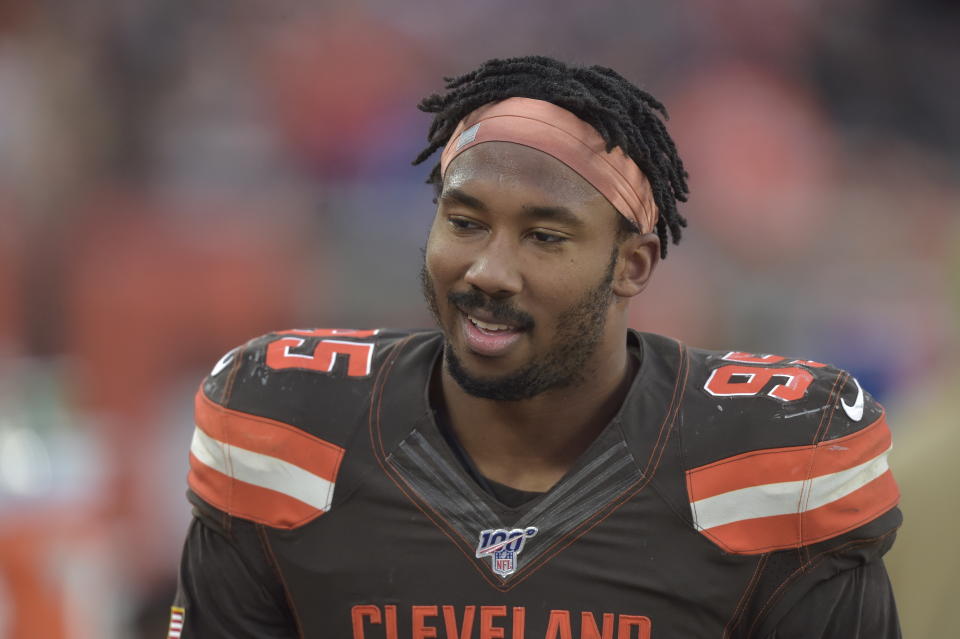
168, 606, 185, 638
456, 123, 481, 150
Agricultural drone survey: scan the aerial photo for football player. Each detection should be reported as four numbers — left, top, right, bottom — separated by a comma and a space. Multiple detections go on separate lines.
172, 56, 901, 638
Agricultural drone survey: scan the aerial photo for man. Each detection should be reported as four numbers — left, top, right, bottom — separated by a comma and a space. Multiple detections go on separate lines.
173, 56, 901, 638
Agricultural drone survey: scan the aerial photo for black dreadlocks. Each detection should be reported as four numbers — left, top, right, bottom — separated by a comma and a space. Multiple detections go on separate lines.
412, 56, 689, 258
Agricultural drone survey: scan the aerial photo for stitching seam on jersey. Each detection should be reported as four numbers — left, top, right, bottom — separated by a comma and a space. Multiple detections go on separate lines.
723, 553, 768, 639
812, 370, 845, 445
686, 471, 700, 535
645, 478, 693, 531
648, 345, 715, 533
220, 393, 237, 521
257, 525, 306, 639
800, 371, 846, 562
797, 373, 843, 532
674, 370, 690, 523
638, 342, 714, 534
643, 340, 688, 473
745, 529, 898, 638
220, 340, 247, 407
372, 335, 413, 459
218, 342, 247, 532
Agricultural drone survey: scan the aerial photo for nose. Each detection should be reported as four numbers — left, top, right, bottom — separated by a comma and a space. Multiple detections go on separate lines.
463, 237, 522, 298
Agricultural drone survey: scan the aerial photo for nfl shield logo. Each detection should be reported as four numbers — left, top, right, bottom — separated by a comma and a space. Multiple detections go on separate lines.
494, 550, 515, 576
476, 527, 538, 577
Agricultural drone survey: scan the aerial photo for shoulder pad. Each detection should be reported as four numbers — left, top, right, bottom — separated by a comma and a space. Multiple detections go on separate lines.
681, 348, 899, 554
187, 327, 421, 529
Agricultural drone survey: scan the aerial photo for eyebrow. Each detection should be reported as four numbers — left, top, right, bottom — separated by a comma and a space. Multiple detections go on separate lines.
439, 188, 488, 212
440, 188, 586, 229
521, 204, 585, 229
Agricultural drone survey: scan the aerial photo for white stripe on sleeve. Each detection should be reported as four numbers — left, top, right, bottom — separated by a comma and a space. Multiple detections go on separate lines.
692, 445, 892, 531
190, 427, 335, 511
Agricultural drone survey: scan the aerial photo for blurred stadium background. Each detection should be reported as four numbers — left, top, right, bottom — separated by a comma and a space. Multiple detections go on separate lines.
0, 0, 956, 636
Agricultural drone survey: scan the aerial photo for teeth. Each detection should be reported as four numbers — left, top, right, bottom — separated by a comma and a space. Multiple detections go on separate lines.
469, 315, 513, 332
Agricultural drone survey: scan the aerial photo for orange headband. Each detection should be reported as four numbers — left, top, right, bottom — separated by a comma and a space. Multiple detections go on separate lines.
439, 97, 657, 234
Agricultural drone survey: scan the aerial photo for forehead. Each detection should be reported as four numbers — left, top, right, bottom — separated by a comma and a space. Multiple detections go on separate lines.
442, 142, 612, 212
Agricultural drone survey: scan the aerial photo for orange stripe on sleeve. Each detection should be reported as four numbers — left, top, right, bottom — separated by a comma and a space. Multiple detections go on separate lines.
187, 388, 346, 529
188, 453, 321, 528
700, 470, 899, 554
686, 413, 900, 553
194, 389, 345, 483
687, 414, 892, 503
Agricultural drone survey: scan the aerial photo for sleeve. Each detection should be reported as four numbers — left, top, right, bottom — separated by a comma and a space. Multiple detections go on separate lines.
737, 513, 902, 638
170, 342, 302, 638
172, 502, 299, 638
766, 559, 900, 638
687, 369, 899, 555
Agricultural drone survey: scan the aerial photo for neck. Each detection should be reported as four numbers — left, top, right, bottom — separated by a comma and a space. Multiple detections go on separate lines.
437, 330, 635, 492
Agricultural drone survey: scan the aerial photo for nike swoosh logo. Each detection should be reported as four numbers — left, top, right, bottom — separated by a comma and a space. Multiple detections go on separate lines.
840, 377, 864, 422
210, 349, 236, 377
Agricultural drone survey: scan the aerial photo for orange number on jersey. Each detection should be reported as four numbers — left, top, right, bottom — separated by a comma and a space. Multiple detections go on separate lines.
704, 364, 815, 402
266, 337, 375, 377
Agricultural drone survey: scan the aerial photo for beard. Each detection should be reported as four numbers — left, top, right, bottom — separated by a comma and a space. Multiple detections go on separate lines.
420, 249, 617, 401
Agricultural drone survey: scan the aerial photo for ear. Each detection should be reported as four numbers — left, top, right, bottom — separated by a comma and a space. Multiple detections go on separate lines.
612, 233, 660, 298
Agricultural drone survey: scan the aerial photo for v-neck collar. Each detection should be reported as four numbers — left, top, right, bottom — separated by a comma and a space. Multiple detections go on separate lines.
369, 330, 688, 589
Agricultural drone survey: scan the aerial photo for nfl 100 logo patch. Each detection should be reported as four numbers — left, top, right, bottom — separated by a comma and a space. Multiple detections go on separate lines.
475, 527, 538, 577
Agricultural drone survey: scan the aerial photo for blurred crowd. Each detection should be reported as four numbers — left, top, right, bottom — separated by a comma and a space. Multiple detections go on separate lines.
0, 0, 956, 636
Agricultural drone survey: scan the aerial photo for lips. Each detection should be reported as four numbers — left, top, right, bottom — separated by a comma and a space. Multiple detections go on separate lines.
460, 311, 524, 357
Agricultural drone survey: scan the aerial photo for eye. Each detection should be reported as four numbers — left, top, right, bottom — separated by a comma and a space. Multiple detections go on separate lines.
529, 230, 568, 244
448, 216, 484, 233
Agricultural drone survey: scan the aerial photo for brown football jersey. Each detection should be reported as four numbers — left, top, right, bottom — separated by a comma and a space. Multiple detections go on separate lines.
173, 329, 901, 638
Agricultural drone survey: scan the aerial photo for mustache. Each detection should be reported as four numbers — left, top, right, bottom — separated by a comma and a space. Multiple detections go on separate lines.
448, 288, 535, 330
